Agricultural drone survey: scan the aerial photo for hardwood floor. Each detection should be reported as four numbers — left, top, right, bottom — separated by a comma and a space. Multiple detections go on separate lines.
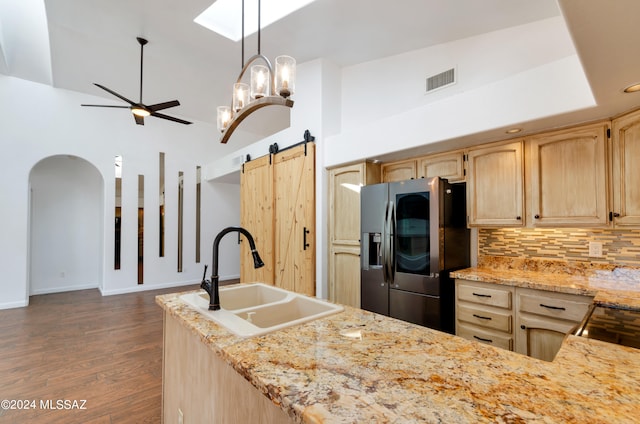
0, 283, 234, 424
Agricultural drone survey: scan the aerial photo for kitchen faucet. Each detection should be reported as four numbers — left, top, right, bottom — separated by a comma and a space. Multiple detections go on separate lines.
201, 226, 264, 310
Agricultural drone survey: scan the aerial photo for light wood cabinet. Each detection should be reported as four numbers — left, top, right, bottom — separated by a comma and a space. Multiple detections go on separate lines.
611, 108, 640, 227
163, 312, 294, 423
381, 159, 416, 182
455, 279, 515, 351
329, 245, 361, 308
466, 140, 525, 227
527, 122, 609, 227
456, 280, 593, 361
240, 143, 316, 296
514, 288, 593, 361
240, 155, 274, 285
418, 150, 465, 182
327, 162, 380, 307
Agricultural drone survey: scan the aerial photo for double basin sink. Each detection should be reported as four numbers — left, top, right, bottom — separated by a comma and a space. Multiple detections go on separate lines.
179, 283, 344, 338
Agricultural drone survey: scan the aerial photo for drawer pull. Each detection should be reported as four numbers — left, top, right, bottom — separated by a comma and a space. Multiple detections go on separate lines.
472, 292, 492, 298
472, 314, 492, 320
473, 335, 493, 343
539, 303, 566, 311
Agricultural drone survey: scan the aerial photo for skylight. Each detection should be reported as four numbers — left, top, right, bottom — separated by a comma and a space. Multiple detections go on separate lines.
194, 0, 317, 42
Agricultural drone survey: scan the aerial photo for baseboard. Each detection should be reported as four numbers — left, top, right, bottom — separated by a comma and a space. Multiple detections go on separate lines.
30, 283, 99, 296
0, 299, 29, 310
98, 275, 239, 296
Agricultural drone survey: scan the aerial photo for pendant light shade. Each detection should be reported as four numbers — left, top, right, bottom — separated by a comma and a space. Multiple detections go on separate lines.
233, 82, 249, 112
275, 56, 296, 98
216, 0, 295, 144
250, 64, 270, 99
216, 106, 232, 132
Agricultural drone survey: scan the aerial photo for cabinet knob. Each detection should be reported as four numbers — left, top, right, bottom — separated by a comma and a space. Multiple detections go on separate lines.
534, 214, 540, 219
516, 216, 521, 220
520, 325, 526, 330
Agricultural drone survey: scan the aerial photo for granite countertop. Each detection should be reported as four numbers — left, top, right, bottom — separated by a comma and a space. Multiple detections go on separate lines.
451, 256, 640, 310
157, 286, 640, 423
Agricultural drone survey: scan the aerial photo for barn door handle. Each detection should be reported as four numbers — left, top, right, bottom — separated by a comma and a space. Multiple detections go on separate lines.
303, 227, 310, 250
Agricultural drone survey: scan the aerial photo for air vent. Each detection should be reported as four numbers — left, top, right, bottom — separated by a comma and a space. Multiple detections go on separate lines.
426, 68, 456, 93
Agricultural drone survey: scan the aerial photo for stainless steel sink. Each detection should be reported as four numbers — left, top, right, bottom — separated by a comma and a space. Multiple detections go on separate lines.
179, 283, 343, 338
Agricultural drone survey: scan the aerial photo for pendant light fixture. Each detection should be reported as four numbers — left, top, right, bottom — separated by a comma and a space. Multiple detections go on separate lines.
217, 0, 295, 144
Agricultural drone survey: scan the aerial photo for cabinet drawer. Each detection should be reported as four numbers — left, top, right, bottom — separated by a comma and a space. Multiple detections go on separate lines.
517, 289, 592, 322
458, 304, 512, 333
457, 323, 513, 351
457, 282, 512, 309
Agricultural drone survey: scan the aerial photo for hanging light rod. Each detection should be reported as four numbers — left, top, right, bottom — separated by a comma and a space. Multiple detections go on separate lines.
216, 0, 295, 144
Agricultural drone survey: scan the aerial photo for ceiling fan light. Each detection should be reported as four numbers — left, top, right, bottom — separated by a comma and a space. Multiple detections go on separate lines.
132, 107, 150, 117
275, 55, 296, 98
623, 83, 640, 93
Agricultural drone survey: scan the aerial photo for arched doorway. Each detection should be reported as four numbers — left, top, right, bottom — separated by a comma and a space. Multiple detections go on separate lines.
29, 155, 104, 295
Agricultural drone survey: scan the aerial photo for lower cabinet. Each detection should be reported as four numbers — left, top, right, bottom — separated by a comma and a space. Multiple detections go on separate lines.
455, 280, 515, 351
514, 287, 593, 361
162, 312, 294, 423
455, 279, 593, 361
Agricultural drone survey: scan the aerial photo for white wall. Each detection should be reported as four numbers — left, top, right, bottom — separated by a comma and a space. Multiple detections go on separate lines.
29, 155, 103, 294
0, 75, 243, 309
323, 17, 595, 167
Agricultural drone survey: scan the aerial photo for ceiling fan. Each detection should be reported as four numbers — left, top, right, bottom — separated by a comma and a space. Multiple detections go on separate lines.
81, 37, 192, 126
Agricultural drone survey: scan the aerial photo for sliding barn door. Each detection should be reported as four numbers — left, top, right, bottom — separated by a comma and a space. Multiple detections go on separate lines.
273, 143, 316, 296
240, 155, 274, 284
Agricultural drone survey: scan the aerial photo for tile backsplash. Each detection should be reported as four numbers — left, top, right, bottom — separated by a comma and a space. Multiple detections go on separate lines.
479, 228, 640, 267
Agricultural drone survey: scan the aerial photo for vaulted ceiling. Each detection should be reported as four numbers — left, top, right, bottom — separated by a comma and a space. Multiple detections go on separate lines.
1, 0, 639, 139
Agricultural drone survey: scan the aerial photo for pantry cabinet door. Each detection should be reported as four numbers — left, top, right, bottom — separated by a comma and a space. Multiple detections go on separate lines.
466, 141, 524, 227
528, 122, 608, 227
612, 109, 640, 227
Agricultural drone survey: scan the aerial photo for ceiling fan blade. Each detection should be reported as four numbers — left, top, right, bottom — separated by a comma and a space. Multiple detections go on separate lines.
94, 83, 136, 105
81, 104, 130, 108
147, 100, 180, 112
151, 112, 192, 125
134, 114, 145, 125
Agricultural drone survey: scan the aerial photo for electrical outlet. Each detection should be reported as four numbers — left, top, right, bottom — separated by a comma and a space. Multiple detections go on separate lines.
178, 408, 183, 424
588, 241, 603, 257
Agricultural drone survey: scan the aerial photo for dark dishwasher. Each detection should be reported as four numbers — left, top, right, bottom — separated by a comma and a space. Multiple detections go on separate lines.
574, 305, 640, 349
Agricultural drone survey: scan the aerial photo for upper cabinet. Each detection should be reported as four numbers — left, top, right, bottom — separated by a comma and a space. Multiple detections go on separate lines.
527, 122, 609, 227
611, 108, 640, 227
354, 107, 640, 230
418, 150, 465, 182
466, 140, 524, 227
381, 159, 416, 182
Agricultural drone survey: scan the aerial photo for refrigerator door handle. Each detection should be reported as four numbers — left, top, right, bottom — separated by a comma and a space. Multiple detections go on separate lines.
382, 201, 390, 283
383, 200, 395, 285
389, 200, 396, 285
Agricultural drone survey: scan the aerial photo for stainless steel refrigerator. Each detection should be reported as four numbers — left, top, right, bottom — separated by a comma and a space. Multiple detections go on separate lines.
360, 177, 469, 334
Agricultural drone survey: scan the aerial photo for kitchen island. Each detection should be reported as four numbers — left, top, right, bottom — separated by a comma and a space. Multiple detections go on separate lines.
157, 282, 640, 423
